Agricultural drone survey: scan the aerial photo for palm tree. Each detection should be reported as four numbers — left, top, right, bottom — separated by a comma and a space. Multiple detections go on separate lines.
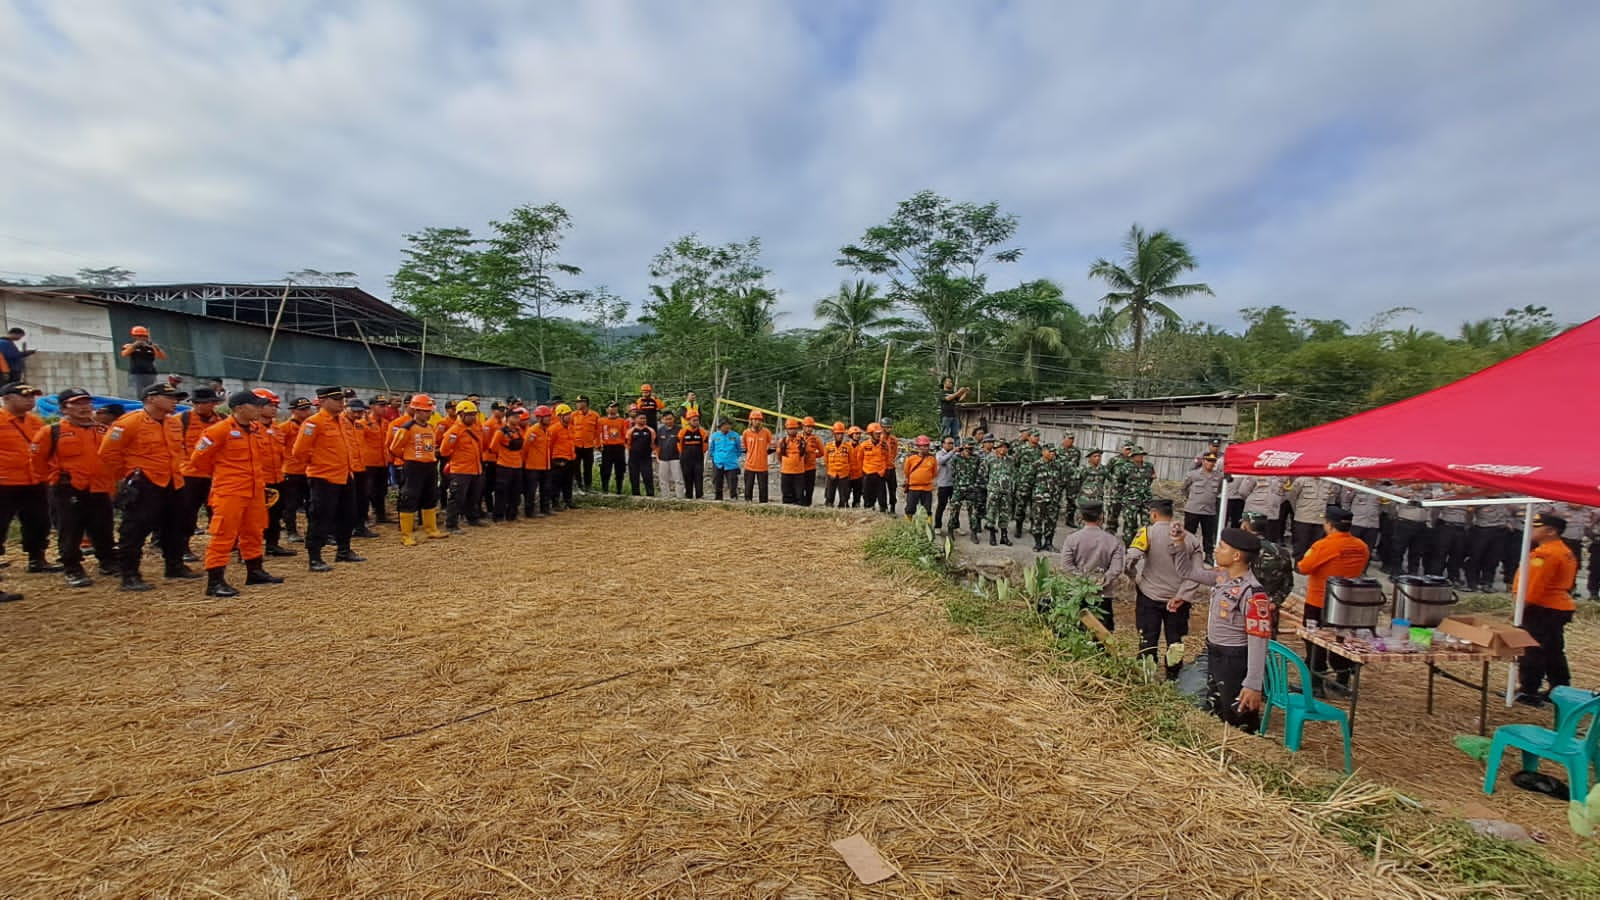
1088, 225, 1213, 356
816, 280, 904, 422
993, 279, 1071, 387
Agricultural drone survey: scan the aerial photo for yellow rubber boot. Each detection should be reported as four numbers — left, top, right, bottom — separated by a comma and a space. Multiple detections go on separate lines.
422, 507, 448, 539
399, 513, 417, 547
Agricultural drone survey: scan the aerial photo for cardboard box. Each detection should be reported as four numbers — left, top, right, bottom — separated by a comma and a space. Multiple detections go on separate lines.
1436, 615, 1540, 659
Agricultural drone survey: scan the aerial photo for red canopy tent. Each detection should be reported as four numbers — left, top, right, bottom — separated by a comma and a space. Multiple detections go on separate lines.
1224, 316, 1600, 505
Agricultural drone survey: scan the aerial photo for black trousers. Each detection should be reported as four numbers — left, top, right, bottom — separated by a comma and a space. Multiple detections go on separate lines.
480, 461, 497, 517
397, 461, 439, 512
52, 484, 115, 574
0, 483, 51, 560
524, 468, 550, 515
264, 481, 288, 547
934, 485, 953, 527
681, 454, 704, 499
1225, 497, 1245, 529
553, 458, 575, 506
349, 467, 369, 528
1291, 520, 1321, 561
1135, 590, 1189, 662
1391, 520, 1430, 575
1429, 523, 1468, 580
884, 469, 898, 511
743, 469, 769, 503
1184, 511, 1219, 555
801, 468, 816, 506
849, 477, 864, 507
825, 475, 848, 507
280, 473, 308, 535
1563, 538, 1584, 581
905, 489, 933, 519
1469, 526, 1508, 588
116, 477, 187, 576
780, 472, 804, 505
713, 466, 738, 500
181, 475, 212, 541
629, 454, 655, 496
1259, 516, 1284, 544
307, 477, 357, 555
445, 473, 484, 527
495, 467, 523, 521
366, 467, 389, 521
861, 473, 886, 512
600, 446, 626, 493
1519, 605, 1574, 695
1351, 525, 1379, 556
1207, 644, 1260, 733
1589, 540, 1600, 596
1302, 604, 1352, 681
576, 446, 595, 489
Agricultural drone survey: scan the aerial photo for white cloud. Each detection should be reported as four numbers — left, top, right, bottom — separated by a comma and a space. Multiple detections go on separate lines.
1, 0, 1595, 332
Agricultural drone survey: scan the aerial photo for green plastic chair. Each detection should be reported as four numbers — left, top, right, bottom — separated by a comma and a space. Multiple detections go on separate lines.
1483, 693, 1600, 798
1261, 640, 1353, 773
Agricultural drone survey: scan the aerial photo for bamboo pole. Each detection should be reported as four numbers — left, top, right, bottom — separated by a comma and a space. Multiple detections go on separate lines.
350, 319, 392, 394
256, 281, 292, 383
875, 339, 892, 422
417, 318, 428, 392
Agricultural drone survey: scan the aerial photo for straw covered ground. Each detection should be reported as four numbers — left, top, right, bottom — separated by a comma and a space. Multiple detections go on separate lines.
3, 505, 1438, 897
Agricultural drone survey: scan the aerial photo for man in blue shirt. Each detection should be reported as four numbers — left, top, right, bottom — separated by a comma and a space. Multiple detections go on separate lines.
0, 328, 35, 384
708, 418, 743, 501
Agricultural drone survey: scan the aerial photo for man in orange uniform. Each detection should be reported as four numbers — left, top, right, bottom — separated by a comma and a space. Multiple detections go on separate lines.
290, 387, 363, 571
846, 425, 866, 507
0, 382, 58, 575
176, 387, 224, 562
343, 399, 381, 539
486, 406, 526, 522
570, 395, 601, 493
1514, 511, 1581, 706
521, 406, 553, 516
389, 394, 446, 546
549, 403, 577, 509
31, 388, 115, 588
800, 417, 823, 507
597, 401, 628, 493
879, 419, 901, 515
859, 422, 891, 513
189, 391, 284, 597
440, 399, 486, 534
776, 418, 813, 505
822, 422, 852, 508
476, 404, 502, 519
99, 382, 198, 590
250, 389, 296, 559
677, 411, 708, 500
903, 435, 938, 520
1297, 505, 1371, 696
353, 399, 390, 528
270, 398, 313, 549
635, 383, 661, 429
741, 410, 772, 503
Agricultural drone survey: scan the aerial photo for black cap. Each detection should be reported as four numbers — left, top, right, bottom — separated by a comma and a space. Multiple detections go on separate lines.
289, 397, 313, 410
1219, 527, 1261, 553
1146, 497, 1174, 515
315, 386, 344, 400
227, 390, 268, 408
2, 383, 42, 397
347, 399, 368, 411
100, 402, 125, 416
190, 387, 222, 403
56, 387, 93, 404
142, 383, 187, 400
1534, 512, 1567, 533
1076, 498, 1103, 513
1324, 505, 1354, 523
371, 395, 390, 405
575, 395, 589, 403
1209, 438, 1222, 447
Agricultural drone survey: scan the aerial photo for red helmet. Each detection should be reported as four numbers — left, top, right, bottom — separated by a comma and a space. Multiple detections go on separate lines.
534, 405, 553, 417
252, 388, 281, 405
914, 435, 932, 447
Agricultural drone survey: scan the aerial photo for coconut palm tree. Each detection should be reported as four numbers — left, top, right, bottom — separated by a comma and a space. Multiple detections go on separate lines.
816, 280, 905, 421
1088, 225, 1213, 356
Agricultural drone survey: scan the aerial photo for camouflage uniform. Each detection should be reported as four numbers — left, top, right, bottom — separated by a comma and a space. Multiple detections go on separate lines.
1059, 441, 1083, 525
1077, 455, 1112, 512
983, 448, 1017, 545
1244, 513, 1295, 637
1028, 451, 1066, 551
949, 442, 984, 543
1105, 444, 1136, 533
1117, 453, 1157, 540
1010, 433, 1041, 537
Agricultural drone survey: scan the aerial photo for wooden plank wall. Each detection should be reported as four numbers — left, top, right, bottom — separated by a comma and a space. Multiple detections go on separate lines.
959, 401, 1241, 481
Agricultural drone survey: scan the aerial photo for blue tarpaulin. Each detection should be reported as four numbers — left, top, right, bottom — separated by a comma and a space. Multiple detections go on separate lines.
33, 395, 189, 418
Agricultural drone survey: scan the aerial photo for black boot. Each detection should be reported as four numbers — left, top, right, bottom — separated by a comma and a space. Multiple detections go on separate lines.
204, 567, 240, 598
334, 547, 367, 563
989, 528, 998, 546
999, 530, 1012, 546
1031, 533, 1043, 552
308, 552, 333, 573
1013, 521, 1024, 538
27, 556, 64, 573
971, 526, 981, 545
164, 564, 202, 580
245, 558, 284, 585
1044, 529, 1058, 553
120, 572, 154, 592
265, 544, 298, 557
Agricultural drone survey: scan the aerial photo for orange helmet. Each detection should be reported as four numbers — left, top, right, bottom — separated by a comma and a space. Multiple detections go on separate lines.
409, 393, 436, 412
252, 388, 281, 405
640, 383, 653, 392
802, 416, 815, 427
749, 410, 764, 421
847, 425, 863, 436
534, 405, 553, 417
130, 325, 150, 338
785, 419, 800, 429
866, 422, 882, 434
832, 421, 846, 433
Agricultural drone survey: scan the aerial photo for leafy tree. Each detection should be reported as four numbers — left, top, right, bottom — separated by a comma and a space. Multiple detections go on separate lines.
481, 203, 583, 369
1087, 224, 1212, 357
75, 266, 137, 286
815, 280, 904, 421
389, 226, 491, 331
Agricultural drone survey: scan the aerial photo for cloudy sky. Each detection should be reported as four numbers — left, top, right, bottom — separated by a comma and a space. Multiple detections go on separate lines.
3, 0, 1596, 332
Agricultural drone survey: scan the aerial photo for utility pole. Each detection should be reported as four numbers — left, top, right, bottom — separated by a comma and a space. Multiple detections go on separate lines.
875, 339, 893, 422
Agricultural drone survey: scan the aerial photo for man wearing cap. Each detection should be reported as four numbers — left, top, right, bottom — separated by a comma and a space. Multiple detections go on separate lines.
859, 422, 891, 513
678, 411, 708, 500
635, 384, 661, 429
741, 411, 774, 503
776, 418, 813, 505
1058, 498, 1123, 629
0, 382, 58, 575
947, 438, 982, 542
982, 438, 1016, 545
1514, 511, 1580, 706
655, 411, 684, 499
31, 388, 116, 587
188, 392, 285, 597
520, 406, 553, 517
597, 401, 628, 494
1075, 448, 1110, 512
1125, 498, 1203, 678
822, 423, 852, 508
271, 398, 314, 547
847, 426, 867, 507
1105, 441, 1136, 535
1027, 443, 1066, 552
903, 435, 938, 521
440, 400, 486, 534
388, 394, 446, 545
1116, 446, 1157, 542
709, 417, 742, 501
1169, 525, 1273, 732
1181, 452, 1224, 558
570, 396, 600, 492
172, 387, 226, 562
549, 403, 577, 509
1058, 435, 1083, 527
119, 326, 167, 397
974, 433, 996, 526
291, 387, 364, 570
800, 417, 823, 506
100, 382, 197, 589
1297, 505, 1370, 696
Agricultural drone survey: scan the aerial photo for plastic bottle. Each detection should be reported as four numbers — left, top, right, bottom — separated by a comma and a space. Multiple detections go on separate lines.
1392, 617, 1410, 642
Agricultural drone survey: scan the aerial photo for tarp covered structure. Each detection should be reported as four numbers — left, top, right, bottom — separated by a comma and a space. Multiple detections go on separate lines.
1224, 316, 1600, 506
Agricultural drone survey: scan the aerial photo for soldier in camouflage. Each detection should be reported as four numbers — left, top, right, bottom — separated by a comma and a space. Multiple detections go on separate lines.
1105, 440, 1137, 535
1242, 511, 1295, 638
1059, 434, 1083, 526
1010, 428, 1041, 538
983, 439, 1016, 546
948, 438, 984, 543
975, 433, 996, 534
1117, 446, 1157, 541
1076, 448, 1112, 514
1029, 444, 1066, 552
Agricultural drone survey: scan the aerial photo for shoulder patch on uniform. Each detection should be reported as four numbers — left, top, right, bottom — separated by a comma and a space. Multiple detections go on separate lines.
229, 430, 242, 438
1531, 557, 1545, 567
302, 423, 316, 434
1130, 528, 1149, 552
108, 425, 125, 440
196, 436, 214, 451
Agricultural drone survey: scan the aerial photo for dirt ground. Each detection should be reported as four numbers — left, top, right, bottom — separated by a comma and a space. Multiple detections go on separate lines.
1, 504, 1435, 897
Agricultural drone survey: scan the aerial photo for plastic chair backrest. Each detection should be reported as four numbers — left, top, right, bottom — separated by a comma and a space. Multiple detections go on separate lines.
1265, 640, 1311, 705
1559, 694, 1600, 743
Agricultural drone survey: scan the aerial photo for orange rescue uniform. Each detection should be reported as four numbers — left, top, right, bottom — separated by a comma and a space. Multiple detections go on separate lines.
548, 420, 575, 461
0, 409, 46, 486
777, 433, 812, 475
441, 420, 485, 475
32, 420, 115, 493
860, 438, 891, 477
189, 416, 269, 569
99, 410, 186, 487
1297, 530, 1371, 609
742, 427, 772, 472
823, 440, 852, 477
598, 416, 627, 447
905, 452, 938, 491
290, 409, 354, 484
1515, 539, 1579, 613
522, 423, 552, 471
570, 408, 601, 449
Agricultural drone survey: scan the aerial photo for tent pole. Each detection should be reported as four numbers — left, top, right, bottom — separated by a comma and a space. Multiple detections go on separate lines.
1505, 502, 1536, 706
1215, 476, 1229, 547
